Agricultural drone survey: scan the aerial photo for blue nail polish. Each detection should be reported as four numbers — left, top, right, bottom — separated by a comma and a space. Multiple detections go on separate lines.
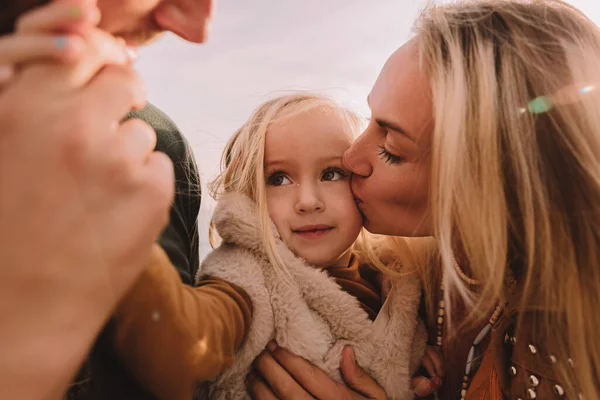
55, 36, 68, 50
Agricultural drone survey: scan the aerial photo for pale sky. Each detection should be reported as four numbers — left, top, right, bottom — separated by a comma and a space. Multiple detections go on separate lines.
136, 0, 600, 257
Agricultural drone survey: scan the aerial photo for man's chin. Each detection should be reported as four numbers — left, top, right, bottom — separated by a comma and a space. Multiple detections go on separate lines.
117, 30, 165, 47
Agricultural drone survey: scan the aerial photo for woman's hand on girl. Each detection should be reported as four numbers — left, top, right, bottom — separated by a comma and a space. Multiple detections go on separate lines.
247, 343, 387, 399
411, 345, 444, 397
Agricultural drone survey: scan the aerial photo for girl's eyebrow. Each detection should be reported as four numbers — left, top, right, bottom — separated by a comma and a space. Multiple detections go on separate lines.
318, 156, 344, 163
264, 159, 293, 171
266, 156, 343, 169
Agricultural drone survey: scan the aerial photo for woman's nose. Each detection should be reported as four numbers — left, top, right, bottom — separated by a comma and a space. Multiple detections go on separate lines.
154, 0, 214, 43
342, 133, 373, 177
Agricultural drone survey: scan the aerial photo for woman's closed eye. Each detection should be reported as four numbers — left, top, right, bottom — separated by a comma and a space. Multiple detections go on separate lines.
267, 171, 292, 186
378, 145, 404, 165
321, 167, 347, 182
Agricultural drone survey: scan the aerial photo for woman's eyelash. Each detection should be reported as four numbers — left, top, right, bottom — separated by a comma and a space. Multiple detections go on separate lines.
377, 146, 403, 165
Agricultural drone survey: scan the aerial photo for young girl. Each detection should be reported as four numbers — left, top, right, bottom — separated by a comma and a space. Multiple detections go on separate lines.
112, 93, 427, 400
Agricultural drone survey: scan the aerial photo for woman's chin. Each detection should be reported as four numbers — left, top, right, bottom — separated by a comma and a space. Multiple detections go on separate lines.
361, 217, 390, 235
363, 217, 431, 237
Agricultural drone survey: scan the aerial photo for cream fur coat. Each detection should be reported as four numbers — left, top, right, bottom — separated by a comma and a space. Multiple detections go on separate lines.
196, 193, 427, 399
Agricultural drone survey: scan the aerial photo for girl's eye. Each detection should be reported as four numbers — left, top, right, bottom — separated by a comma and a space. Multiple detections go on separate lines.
377, 145, 404, 165
267, 172, 291, 186
321, 168, 347, 182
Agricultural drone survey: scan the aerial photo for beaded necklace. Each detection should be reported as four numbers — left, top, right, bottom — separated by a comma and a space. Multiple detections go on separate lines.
435, 264, 508, 400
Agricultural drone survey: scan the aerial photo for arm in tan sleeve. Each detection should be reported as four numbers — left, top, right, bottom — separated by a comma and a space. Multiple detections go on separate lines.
111, 244, 253, 400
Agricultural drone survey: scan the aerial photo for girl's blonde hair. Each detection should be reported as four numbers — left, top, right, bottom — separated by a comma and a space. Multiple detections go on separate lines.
209, 93, 364, 280
416, 0, 600, 396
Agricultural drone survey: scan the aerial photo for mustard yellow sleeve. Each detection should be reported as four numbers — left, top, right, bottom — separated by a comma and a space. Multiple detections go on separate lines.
112, 244, 253, 400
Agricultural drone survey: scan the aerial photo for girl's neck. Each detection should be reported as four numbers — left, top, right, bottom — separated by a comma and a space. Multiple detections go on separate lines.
321, 248, 354, 269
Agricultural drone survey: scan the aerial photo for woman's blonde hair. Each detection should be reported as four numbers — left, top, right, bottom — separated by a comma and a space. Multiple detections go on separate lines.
209, 93, 365, 279
416, 0, 600, 396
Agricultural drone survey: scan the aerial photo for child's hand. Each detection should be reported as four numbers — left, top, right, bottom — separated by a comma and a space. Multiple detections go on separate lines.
0, 0, 101, 87
411, 345, 445, 397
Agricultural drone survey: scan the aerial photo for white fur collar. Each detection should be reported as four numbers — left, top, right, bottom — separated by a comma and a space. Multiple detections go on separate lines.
198, 191, 426, 400
212, 192, 278, 257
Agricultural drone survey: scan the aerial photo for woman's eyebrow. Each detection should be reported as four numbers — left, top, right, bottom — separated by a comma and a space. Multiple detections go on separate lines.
367, 95, 416, 143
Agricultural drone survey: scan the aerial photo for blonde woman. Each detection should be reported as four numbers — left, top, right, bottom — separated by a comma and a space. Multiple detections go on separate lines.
110, 93, 427, 400
250, 1, 600, 399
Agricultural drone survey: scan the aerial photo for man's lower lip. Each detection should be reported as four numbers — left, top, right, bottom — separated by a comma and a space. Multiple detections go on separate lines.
293, 228, 334, 239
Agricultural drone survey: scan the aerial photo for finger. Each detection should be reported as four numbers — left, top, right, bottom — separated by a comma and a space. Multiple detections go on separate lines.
110, 151, 173, 252
83, 64, 146, 123
119, 119, 157, 165
253, 350, 314, 400
17, 29, 131, 96
247, 371, 279, 400
268, 344, 344, 399
0, 34, 85, 65
0, 65, 14, 87
427, 347, 445, 378
411, 376, 435, 397
340, 346, 387, 400
421, 354, 437, 378
16, 0, 100, 34
67, 29, 132, 88
141, 151, 175, 211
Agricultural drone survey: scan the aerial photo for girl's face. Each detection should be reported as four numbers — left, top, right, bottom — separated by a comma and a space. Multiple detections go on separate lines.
265, 108, 363, 268
343, 41, 434, 237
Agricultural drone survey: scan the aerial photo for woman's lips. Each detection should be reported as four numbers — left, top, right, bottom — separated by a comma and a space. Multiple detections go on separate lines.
292, 225, 334, 239
350, 182, 363, 206
353, 193, 364, 207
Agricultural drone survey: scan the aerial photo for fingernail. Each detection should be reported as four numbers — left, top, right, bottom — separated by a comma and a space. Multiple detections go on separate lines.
0, 65, 14, 82
342, 346, 357, 370
347, 346, 356, 365
432, 376, 442, 388
69, 6, 83, 18
267, 341, 278, 352
55, 36, 68, 50
415, 379, 432, 395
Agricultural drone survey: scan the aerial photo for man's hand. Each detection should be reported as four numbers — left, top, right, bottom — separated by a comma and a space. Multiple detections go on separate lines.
0, 1, 173, 398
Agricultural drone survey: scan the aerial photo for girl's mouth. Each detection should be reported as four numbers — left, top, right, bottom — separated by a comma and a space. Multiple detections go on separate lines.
293, 225, 334, 239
